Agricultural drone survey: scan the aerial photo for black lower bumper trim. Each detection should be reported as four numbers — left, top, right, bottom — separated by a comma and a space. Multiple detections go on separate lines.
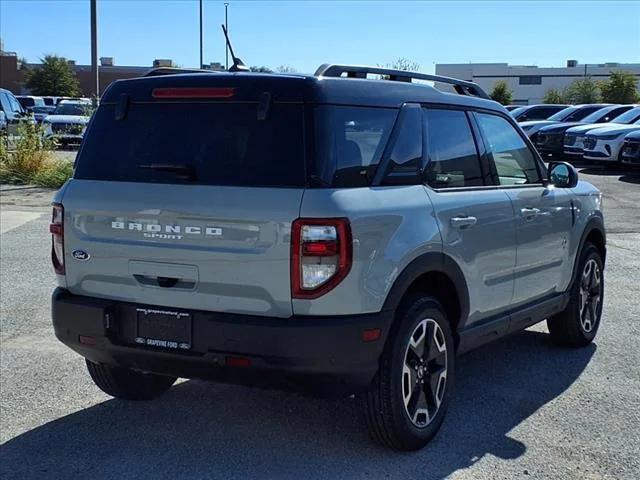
51, 288, 392, 396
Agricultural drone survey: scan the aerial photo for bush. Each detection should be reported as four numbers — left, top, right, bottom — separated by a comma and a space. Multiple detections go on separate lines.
0, 123, 72, 188
543, 88, 567, 104
32, 160, 74, 188
600, 71, 639, 104
565, 78, 601, 103
490, 80, 513, 105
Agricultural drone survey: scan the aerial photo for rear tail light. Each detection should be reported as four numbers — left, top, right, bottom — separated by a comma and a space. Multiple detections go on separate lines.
291, 218, 352, 299
50, 203, 64, 274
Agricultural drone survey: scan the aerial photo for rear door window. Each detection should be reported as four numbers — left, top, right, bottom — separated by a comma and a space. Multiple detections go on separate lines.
423, 109, 484, 188
475, 113, 542, 185
75, 102, 306, 187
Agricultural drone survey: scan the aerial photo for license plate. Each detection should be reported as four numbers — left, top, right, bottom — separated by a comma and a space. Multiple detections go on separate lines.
135, 308, 192, 350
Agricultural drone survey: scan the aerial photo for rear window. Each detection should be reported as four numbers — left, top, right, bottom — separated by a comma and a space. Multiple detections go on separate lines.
75, 102, 305, 187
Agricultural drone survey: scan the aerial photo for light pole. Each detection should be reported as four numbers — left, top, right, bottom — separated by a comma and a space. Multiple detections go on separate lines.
90, 0, 99, 102
224, 3, 229, 70
199, 0, 203, 69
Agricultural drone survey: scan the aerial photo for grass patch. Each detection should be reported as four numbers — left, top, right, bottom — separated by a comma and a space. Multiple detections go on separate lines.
0, 123, 73, 189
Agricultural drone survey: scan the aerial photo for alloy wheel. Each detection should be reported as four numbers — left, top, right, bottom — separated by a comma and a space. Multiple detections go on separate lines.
579, 258, 602, 333
402, 318, 448, 428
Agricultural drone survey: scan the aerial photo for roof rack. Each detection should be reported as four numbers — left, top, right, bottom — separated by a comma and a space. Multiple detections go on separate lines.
314, 64, 490, 100
143, 67, 215, 77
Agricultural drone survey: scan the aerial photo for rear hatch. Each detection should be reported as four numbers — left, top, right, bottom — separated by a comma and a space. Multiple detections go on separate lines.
63, 74, 308, 317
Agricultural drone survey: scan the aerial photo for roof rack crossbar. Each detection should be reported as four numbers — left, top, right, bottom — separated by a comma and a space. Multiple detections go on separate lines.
314, 64, 490, 100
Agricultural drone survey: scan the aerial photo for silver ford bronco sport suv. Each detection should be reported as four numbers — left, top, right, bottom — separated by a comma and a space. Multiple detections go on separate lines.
51, 64, 606, 451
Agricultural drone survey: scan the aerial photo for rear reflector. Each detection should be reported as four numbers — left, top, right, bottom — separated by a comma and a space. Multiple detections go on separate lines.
225, 356, 251, 367
79, 335, 97, 345
362, 328, 381, 343
151, 87, 235, 99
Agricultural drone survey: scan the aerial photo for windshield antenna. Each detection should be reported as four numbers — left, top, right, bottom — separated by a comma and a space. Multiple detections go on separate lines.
221, 24, 249, 72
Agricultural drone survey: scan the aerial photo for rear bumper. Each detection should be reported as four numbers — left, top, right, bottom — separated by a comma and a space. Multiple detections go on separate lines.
51, 288, 392, 396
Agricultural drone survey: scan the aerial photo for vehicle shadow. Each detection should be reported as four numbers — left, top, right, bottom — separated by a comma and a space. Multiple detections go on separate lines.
619, 173, 640, 184
0, 330, 595, 480
578, 167, 618, 176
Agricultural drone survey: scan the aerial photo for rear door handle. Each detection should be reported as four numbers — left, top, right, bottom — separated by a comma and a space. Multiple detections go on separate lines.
521, 207, 541, 220
450, 216, 477, 229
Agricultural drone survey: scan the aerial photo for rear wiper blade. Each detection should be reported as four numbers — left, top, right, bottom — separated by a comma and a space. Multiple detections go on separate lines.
138, 163, 197, 180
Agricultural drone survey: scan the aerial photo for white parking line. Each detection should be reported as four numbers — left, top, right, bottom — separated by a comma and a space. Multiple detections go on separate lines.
0, 210, 44, 234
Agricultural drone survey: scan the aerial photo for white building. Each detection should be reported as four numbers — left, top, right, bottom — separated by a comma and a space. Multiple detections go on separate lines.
435, 60, 640, 105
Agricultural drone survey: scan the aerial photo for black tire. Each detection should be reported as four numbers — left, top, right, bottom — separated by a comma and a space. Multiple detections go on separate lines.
359, 295, 455, 451
547, 243, 604, 347
85, 360, 177, 401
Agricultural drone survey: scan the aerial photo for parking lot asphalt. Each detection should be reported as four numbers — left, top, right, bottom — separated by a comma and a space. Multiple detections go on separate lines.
1, 165, 639, 480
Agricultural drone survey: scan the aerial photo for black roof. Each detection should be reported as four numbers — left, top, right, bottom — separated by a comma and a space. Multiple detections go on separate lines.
101, 70, 504, 113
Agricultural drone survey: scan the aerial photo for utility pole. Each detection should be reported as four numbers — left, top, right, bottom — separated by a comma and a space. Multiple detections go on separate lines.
199, 0, 203, 69
224, 3, 229, 70
90, 0, 99, 102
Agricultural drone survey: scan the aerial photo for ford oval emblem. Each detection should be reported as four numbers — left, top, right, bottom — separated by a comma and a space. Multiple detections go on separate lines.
72, 250, 90, 261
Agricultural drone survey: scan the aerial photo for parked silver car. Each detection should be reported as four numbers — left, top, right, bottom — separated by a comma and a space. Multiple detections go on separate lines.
42, 100, 91, 147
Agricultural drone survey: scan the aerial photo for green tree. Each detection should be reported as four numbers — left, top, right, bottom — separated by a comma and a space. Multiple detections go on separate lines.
276, 65, 296, 73
564, 77, 601, 103
250, 66, 273, 73
25, 55, 80, 97
375, 58, 420, 80
599, 71, 639, 104
543, 88, 567, 104
387, 58, 420, 72
489, 80, 513, 105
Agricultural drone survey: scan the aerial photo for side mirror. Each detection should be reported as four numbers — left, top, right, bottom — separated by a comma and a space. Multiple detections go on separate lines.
548, 161, 578, 188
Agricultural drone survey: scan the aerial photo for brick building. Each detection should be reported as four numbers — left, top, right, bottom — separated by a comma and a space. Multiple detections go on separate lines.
0, 51, 215, 96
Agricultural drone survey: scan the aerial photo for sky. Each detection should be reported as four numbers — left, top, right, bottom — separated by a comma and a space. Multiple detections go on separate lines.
1, 0, 639, 74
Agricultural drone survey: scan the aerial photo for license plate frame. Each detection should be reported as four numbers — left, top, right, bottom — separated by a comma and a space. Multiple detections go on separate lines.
135, 307, 192, 350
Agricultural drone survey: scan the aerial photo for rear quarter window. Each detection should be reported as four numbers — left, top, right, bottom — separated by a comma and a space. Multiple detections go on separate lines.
313, 106, 397, 187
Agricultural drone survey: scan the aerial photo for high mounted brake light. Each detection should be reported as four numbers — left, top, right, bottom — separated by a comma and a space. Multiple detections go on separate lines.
50, 203, 65, 275
291, 218, 352, 299
151, 87, 235, 99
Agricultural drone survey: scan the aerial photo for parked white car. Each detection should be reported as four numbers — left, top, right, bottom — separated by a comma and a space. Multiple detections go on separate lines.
582, 118, 640, 163
42, 100, 92, 147
563, 106, 640, 157
621, 130, 640, 166
519, 104, 605, 142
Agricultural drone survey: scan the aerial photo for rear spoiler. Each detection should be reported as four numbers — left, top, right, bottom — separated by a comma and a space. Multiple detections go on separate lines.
143, 67, 216, 77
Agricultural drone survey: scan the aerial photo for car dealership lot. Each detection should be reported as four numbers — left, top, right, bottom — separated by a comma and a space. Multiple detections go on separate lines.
1, 166, 639, 480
